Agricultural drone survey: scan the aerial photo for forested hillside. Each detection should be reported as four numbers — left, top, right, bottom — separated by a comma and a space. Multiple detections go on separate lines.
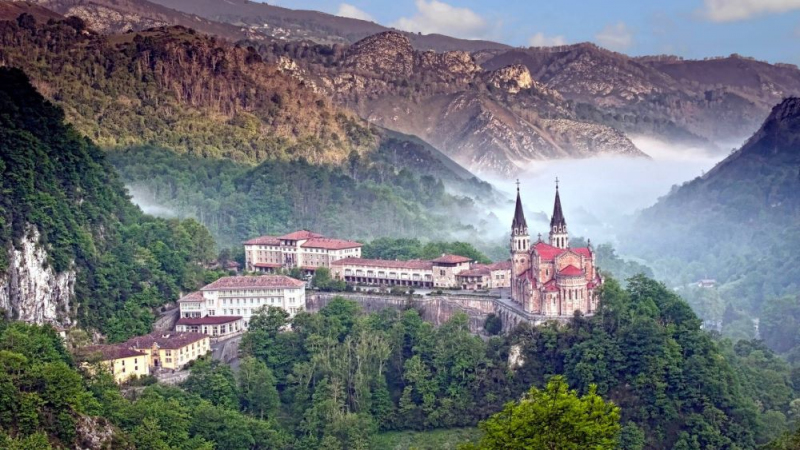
0, 67, 221, 340
0, 319, 292, 448
626, 97, 800, 358
218, 277, 797, 448
0, 15, 372, 164
108, 146, 497, 250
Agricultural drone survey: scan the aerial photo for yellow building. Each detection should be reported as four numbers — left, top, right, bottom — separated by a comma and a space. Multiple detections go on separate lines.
125, 332, 210, 370
78, 345, 150, 384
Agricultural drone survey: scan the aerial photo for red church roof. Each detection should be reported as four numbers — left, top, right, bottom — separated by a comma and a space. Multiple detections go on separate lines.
533, 242, 592, 261
558, 265, 584, 277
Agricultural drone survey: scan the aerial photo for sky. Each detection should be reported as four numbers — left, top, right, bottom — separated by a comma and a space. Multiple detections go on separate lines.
261, 0, 800, 64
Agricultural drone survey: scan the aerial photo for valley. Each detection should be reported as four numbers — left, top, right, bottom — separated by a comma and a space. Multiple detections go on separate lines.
0, 1, 799, 449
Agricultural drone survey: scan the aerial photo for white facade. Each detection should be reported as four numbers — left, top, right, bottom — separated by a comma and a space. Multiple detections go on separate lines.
244, 231, 362, 273
201, 286, 305, 325
178, 275, 306, 329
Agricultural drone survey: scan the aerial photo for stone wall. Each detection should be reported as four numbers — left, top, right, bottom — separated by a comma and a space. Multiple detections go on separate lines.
308, 293, 496, 333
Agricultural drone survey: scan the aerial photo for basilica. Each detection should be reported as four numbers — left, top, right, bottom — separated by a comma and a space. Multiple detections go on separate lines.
508, 182, 602, 318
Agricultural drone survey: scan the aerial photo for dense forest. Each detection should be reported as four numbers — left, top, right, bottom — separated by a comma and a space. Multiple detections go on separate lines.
0, 319, 291, 449
0, 15, 372, 164
206, 277, 795, 449
0, 278, 797, 448
0, 15, 490, 191
109, 146, 496, 250
0, 67, 225, 341
0, 14, 502, 257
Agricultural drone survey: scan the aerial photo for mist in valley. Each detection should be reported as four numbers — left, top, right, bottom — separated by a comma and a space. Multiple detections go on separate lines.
480, 136, 727, 253
127, 185, 179, 218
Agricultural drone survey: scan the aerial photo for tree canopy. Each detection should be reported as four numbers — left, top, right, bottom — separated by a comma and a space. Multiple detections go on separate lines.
464, 376, 620, 450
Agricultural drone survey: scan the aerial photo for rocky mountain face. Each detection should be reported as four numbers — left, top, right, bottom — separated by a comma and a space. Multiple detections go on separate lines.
0, 1, 62, 21
146, 0, 510, 51
267, 32, 645, 175
150, 0, 800, 154
25, 0, 261, 40
482, 45, 800, 147
0, 227, 74, 326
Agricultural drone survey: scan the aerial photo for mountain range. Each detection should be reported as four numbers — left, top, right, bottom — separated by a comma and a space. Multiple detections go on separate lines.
8, 0, 800, 175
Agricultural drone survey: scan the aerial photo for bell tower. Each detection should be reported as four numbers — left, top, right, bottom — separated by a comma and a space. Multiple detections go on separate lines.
549, 178, 569, 249
510, 180, 531, 287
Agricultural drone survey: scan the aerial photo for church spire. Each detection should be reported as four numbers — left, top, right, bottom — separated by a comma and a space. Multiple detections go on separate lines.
550, 178, 566, 229
549, 178, 569, 249
512, 180, 527, 234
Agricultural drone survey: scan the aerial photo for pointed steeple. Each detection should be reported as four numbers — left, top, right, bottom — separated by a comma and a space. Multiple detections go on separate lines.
512, 180, 527, 234
550, 178, 566, 229
549, 178, 569, 249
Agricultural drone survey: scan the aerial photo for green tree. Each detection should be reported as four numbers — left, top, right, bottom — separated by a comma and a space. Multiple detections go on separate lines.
465, 376, 620, 450
238, 357, 280, 419
483, 314, 502, 335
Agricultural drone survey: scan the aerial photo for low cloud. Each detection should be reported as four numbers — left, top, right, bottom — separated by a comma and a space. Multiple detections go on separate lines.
335, 3, 374, 22
391, 0, 494, 39
595, 22, 634, 51
528, 32, 567, 47
700, 0, 800, 22
481, 136, 723, 246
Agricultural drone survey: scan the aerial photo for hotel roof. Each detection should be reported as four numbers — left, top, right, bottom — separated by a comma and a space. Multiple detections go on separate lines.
278, 230, 323, 240
125, 332, 207, 350
244, 236, 281, 245
177, 291, 204, 303
301, 237, 362, 250
77, 345, 146, 361
176, 316, 243, 326
488, 260, 512, 271
331, 257, 434, 270
457, 266, 491, 277
431, 254, 473, 264
202, 275, 305, 291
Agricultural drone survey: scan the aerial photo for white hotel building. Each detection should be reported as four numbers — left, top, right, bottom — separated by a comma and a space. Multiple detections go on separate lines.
244, 230, 362, 275
176, 275, 306, 336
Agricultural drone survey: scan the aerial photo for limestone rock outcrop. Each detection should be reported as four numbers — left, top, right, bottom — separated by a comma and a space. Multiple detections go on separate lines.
0, 226, 74, 326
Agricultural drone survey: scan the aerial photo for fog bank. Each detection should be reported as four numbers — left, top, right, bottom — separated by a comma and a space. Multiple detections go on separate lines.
482, 136, 724, 246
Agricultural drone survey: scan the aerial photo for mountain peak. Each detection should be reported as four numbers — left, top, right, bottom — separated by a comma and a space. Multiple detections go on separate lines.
740, 96, 800, 156
764, 97, 800, 128
344, 31, 414, 76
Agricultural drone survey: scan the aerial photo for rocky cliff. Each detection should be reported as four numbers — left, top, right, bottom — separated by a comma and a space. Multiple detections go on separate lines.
303, 32, 647, 175
26, 0, 260, 41
0, 227, 74, 326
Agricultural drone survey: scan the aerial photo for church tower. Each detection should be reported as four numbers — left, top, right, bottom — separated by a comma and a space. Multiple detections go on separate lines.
510, 181, 530, 284
549, 180, 569, 249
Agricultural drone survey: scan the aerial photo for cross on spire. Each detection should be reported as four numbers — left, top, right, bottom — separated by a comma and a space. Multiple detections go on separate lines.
555, 176, 559, 190
516, 179, 520, 192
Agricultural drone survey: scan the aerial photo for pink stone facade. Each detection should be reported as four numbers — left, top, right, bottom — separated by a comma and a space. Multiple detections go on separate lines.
508, 185, 602, 318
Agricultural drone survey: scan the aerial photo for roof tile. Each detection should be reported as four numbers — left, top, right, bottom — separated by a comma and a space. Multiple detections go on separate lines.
201, 275, 305, 291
